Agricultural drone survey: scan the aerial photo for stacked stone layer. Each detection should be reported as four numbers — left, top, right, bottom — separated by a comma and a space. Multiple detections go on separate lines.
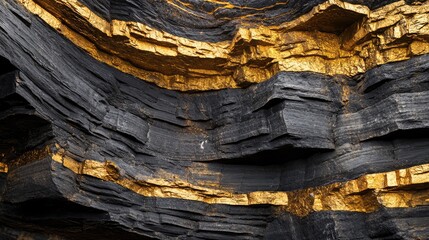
0, 0, 428, 239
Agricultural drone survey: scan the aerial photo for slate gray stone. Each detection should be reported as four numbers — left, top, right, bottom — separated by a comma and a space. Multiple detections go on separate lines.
0, 0, 428, 239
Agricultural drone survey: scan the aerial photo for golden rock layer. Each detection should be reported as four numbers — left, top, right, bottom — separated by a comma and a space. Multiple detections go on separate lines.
1, 144, 428, 217
0, 162, 7, 173
15, 0, 429, 91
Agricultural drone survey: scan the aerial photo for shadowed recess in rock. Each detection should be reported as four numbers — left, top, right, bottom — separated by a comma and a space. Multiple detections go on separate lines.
14, 0, 429, 90
80, 0, 415, 41
0, 0, 428, 239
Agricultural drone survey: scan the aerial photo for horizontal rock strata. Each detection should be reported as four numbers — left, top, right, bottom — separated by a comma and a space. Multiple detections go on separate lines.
16, 0, 429, 90
0, 0, 428, 239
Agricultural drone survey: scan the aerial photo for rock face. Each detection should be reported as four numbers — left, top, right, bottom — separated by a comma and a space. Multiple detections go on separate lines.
0, 0, 428, 239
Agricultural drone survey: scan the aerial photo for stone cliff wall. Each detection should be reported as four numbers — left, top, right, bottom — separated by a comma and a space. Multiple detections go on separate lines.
0, 0, 428, 239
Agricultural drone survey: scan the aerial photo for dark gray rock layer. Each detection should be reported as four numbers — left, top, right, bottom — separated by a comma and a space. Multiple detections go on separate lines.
78, 0, 409, 41
0, 0, 428, 239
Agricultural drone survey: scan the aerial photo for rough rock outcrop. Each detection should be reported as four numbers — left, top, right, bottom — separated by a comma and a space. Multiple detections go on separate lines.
0, 0, 428, 239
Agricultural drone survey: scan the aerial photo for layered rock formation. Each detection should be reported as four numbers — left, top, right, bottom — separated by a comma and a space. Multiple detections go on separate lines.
0, 0, 428, 239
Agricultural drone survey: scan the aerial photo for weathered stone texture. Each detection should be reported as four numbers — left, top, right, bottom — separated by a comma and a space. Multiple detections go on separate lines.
0, 0, 428, 239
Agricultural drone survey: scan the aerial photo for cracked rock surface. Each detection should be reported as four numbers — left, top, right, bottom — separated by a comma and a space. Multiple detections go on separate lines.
0, 0, 428, 239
